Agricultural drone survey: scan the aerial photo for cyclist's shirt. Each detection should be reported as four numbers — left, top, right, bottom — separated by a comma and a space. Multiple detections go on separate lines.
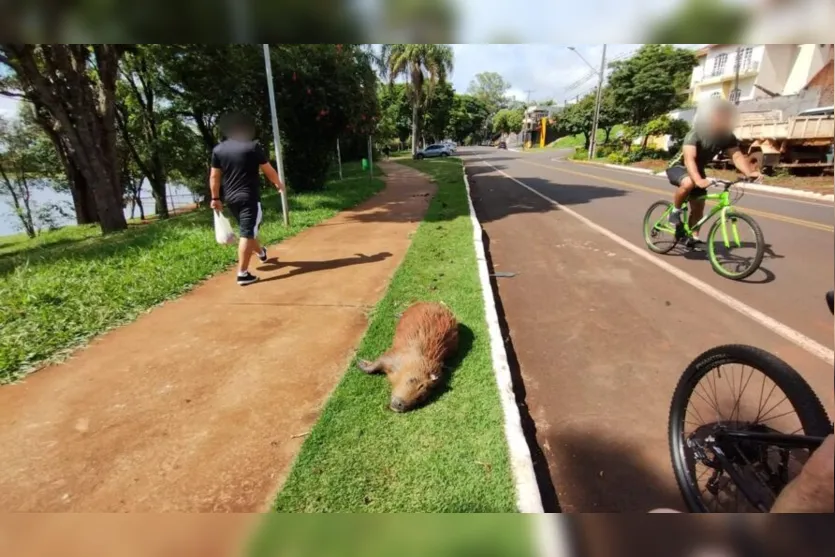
668, 130, 740, 176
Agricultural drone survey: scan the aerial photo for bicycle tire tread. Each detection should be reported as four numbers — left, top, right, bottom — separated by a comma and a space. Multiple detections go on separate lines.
668, 344, 831, 512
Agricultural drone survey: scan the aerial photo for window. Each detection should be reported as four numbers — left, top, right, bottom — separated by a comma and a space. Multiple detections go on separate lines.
710, 53, 728, 76
729, 88, 741, 102
738, 47, 754, 71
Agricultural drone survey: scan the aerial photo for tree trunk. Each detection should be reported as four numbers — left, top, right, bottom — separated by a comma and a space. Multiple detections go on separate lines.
149, 176, 168, 218
411, 103, 420, 155
1, 44, 127, 234
641, 133, 649, 150
137, 195, 145, 221
604, 128, 612, 143
30, 100, 99, 224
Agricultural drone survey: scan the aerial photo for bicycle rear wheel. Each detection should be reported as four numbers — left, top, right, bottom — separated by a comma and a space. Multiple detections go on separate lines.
643, 201, 679, 254
669, 345, 831, 512
707, 211, 764, 280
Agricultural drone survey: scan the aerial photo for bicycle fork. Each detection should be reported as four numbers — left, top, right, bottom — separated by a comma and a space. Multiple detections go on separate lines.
719, 207, 742, 249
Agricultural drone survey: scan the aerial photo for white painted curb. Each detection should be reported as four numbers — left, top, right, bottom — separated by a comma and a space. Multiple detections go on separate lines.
587, 162, 834, 202
461, 165, 544, 514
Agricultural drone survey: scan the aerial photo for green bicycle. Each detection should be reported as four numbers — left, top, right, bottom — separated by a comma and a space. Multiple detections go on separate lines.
643, 178, 765, 280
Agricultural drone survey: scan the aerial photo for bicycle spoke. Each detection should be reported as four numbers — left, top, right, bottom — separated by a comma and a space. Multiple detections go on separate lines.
755, 380, 779, 424
759, 394, 789, 423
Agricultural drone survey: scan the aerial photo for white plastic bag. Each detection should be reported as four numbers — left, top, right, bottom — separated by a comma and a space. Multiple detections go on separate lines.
213, 210, 236, 245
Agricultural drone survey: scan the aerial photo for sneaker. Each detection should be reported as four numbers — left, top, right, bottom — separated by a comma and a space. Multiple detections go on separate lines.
257, 247, 268, 263
668, 210, 682, 227
685, 238, 706, 251
237, 271, 259, 286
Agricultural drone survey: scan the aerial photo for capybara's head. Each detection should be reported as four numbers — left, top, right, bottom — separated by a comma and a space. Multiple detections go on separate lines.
388, 367, 441, 413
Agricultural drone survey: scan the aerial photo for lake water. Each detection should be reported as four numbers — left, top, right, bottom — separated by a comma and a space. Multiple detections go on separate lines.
0, 182, 196, 237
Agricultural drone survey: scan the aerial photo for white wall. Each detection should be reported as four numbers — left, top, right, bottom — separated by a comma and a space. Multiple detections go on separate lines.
783, 44, 830, 94
757, 44, 797, 95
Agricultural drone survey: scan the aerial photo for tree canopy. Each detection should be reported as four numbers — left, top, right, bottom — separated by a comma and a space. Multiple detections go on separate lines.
467, 71, 511, 114
607, 44, 697, 131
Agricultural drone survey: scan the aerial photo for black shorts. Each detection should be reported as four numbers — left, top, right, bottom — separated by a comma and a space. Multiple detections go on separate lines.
226, 200, 262, 238
666, 166, 707, 199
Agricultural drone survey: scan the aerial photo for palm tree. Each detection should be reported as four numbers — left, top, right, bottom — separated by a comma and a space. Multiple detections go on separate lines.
379, 44, 454, 154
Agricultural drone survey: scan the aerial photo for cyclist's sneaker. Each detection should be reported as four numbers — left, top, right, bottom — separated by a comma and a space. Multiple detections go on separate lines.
685, 238, 706, 251
668, 210, 682, 227
237, 271, 259, 286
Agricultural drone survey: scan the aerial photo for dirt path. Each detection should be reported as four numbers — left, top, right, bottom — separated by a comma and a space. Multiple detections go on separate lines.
0, 163, 433, 512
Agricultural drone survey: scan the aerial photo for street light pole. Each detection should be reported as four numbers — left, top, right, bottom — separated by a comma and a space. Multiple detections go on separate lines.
568, 45, 607, 160
589, 44, 607, 160
262, 44, 289, 226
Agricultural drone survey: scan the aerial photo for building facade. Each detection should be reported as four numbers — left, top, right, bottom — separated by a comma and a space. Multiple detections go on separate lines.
689, 44, 832, 105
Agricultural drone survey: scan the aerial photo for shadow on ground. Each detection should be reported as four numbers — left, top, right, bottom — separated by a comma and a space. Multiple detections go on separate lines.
466, 168, 627, 225
254, 252, 392, 283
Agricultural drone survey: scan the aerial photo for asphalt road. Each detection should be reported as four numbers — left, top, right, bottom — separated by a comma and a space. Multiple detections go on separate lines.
461, 146, 834, 512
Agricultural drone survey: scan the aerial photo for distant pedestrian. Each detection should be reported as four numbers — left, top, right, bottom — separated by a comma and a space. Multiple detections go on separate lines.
210, 112, 285, 286
382, 145, 391, 159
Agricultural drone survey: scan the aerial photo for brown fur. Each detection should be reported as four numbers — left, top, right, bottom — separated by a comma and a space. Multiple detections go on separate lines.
358, 302, 459, 412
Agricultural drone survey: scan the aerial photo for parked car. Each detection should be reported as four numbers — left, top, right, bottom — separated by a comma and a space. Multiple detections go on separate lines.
414, 144, 451, 159
497, 141, 507, 150
443, 141, 457, 152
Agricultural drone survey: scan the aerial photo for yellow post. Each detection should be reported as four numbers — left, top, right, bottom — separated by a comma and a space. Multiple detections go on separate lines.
540, 117, 547, 148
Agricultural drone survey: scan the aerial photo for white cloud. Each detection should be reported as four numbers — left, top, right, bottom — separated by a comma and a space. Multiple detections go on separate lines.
450, 44, 642, 104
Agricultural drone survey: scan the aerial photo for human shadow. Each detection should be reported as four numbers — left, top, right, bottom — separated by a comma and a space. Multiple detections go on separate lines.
254, 251, 392, 284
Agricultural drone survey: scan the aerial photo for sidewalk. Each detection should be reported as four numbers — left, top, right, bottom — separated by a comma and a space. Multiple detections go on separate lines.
0, 163, 434, 512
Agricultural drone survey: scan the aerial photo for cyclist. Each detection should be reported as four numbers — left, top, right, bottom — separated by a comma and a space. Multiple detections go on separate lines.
665, 98, 760, 247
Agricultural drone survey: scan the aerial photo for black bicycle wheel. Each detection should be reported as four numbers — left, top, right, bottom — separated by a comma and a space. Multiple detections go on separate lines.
669, 345, 831, 513
707, 211, 765, 280
643, 201, 679, 254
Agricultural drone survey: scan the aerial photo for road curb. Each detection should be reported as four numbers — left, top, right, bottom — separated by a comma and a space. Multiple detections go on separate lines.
572, 160, 834, 202
461, 164, 544, 514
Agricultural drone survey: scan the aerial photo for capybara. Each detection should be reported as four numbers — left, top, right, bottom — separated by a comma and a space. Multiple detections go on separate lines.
358, 302, 459, 412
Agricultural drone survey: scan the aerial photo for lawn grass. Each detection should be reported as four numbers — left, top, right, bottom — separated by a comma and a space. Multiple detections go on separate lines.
271, 157, 517, 512
550, 124, 624, 149
0, 162, 383, 383
248, 515, 536, 557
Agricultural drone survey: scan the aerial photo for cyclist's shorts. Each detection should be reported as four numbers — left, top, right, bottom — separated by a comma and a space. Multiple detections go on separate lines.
666, 166, 707, 199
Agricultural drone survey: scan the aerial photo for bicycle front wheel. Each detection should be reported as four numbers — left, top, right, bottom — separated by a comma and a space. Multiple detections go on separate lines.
707, 211, 764, 280
643, 201, 679, 254
669, 345, 831, 513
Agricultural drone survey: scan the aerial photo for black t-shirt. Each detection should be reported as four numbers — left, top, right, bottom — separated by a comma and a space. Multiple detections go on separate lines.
211, 139, 269, 203
669, 130, 739, 176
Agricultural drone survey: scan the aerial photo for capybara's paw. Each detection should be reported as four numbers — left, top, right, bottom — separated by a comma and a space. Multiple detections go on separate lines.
357, 359, 375, 373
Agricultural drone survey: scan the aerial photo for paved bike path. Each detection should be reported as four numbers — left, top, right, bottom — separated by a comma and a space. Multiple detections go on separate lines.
477, 149, 834, 348
0, 163, 434, 511
466, 154, 833, 512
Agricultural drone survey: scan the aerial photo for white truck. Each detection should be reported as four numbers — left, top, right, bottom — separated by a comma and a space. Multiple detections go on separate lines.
730, 106, 834, 173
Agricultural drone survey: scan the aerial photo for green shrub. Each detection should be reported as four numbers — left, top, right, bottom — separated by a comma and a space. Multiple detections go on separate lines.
595, 145, 614, 158
571, 148, 589, 160
607, 152, 630, 165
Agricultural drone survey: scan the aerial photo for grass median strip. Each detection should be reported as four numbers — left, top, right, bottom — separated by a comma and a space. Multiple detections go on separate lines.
0, 162, 383, 383
272, 158, 516, 512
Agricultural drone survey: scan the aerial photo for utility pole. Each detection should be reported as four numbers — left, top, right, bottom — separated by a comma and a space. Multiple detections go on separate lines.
732, 46, 742, 105
262, 44, 289, 226
589, 44, 607, 160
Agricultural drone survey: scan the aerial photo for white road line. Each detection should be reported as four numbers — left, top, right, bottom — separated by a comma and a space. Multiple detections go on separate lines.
477, 158, 835, 366
462, 166, 543, 513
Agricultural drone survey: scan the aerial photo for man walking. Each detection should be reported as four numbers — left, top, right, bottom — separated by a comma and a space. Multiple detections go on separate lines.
210, 113, 285, 286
